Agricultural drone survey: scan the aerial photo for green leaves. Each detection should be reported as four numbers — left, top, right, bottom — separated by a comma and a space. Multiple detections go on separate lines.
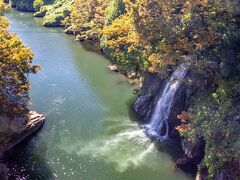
0, 9, 37, 116
34, 0, 44, 11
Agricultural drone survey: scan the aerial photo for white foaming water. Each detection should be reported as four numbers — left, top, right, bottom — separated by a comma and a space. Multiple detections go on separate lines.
57, 119, 172, 172
145, 63, 190, 140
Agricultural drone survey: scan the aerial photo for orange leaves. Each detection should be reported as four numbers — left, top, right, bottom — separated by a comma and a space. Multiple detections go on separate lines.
31, 64, 41, 74
176, 111, 192, 134
132, 0, 221, 74
177, 111, 192, 123
175, 124, 191, 133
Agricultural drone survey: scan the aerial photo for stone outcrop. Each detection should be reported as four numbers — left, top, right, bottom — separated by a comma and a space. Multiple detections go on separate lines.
134, 73, 165, 122
176, 138, 205, 173
0, 111, 45, 159
10, 0, 35, 12
134, 71, 188, 139
107, 65, 118, 72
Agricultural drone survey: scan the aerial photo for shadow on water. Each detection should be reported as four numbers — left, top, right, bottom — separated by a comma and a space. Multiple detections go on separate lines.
3, 129, 55, 179
81, 41, 102, 54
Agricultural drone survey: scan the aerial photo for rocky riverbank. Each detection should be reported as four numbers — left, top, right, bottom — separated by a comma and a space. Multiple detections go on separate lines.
0, 111, 45, 159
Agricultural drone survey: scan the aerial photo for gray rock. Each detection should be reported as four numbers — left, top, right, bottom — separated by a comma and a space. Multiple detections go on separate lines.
134, 72, 164, 123
134, 71, 188, 139
11, 0, 35, 12
176, 138, 205, 173
0, 111, 46, 159
220, 62, 231, 77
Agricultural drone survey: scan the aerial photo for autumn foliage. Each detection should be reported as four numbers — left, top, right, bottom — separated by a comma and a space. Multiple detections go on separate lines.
175, 111, 192, 134
70, 0, 110, 41
0, 4, 40, 116
86, 0, 223, 75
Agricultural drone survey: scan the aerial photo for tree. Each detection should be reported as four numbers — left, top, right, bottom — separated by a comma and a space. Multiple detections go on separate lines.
33, 0, 44, 11
0, 4, 40, 117
70, 0, 110, 41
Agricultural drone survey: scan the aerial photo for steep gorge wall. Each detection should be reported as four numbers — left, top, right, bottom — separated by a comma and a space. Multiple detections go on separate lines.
134, 59, 240, 180
134, 72, 188, 140
11, 0, 35, 12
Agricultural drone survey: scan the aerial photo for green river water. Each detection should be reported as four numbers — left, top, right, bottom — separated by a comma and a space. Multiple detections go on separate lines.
5, 9, 192, 180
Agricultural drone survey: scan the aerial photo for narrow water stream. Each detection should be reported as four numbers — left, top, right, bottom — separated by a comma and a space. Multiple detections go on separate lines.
5, 9, 192, 180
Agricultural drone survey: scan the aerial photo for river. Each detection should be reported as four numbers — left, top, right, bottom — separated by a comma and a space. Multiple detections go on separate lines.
5, 9, 192, 180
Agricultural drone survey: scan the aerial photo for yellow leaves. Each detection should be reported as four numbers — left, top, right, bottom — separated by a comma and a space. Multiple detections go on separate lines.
100, 13, 140, 53
0, 14, 36, 115
0, 16, 9, 29
0, 1, 3, 16
0, 0, 8, 16
147, 53, 171, 74
72, 0, 220, 76
148, 53, 160, 73
100, 14, 134, 36
182, 12, 192, 22
70, 0, 110, 39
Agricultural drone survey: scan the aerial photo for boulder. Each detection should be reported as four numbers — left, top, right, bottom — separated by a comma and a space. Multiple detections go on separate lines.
176, 138, 205, 173
107, 65, 118, 72
64, 26, 74, 35
134, 72, 165, 123
0, 111, 46, 159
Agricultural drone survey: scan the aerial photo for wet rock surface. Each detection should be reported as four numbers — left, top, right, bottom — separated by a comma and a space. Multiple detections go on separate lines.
176, 138, 205, 173
134, 71, 188, 140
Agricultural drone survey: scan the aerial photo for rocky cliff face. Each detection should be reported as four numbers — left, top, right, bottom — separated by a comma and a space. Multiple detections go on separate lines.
133, 63, 240, 180
0, 111, 45, 159
176, 138, 205, 174
133, 71, 206, 177
134, 71, 188, 140
11, 0, 35, 12
134, 73, 165, 122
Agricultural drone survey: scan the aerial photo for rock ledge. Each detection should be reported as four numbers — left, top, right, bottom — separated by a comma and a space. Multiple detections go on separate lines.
0, 111, 45, 159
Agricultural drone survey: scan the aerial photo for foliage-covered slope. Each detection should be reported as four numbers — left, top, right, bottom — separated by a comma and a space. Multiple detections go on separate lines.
41, 0, 72, 27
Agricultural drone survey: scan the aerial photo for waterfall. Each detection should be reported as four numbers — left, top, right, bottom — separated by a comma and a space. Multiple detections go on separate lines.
144, 63, 190, 141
